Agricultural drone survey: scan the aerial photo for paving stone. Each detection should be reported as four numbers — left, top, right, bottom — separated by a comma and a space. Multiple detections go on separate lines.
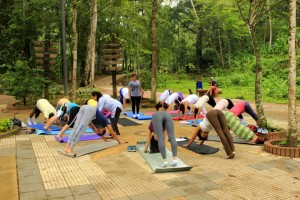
17, 158, 37, 165
129, 192, 160, 200
163, 178, 191, 188
182, 175, 210, 184
69, 184, 97, 195
249, 162, 273, 170
18, 175, 43, 185
173, 185, 205, 196
17, 163, 39, 171
17, 153, 36, 159
153, 188, 182, 200
201, 171, 225, 180
18, 168, 38, 177
50, 196, 75, 200
46, 188, 73, 199
73, 192, 102, 200
194, 181, 220, 191
20, 190, 47, 200
169, 198, 188, 200
19, 183, 45, 193
186, 193, 216, 200
115, 197, 131, 200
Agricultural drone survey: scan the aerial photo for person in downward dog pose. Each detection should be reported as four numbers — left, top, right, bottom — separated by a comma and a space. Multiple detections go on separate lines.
27, 99, 58, 125
60, 105, 122, 156
118, 87, 131, 110
177, 94, 199, 118
150, 112, 178, 167
155, 89, 173, 111
186, 109, 235, 159
192, 94, 216, 122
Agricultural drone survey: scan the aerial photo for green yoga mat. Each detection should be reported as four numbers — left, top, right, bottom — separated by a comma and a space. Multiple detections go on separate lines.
58, 140, 119, 158
136, 141, 192, 173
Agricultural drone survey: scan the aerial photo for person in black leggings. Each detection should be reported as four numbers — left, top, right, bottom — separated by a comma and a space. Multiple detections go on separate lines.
128, 73, 143, 118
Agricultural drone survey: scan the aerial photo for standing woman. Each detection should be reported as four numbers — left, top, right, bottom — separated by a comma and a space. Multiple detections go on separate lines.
128, 73, 143, 118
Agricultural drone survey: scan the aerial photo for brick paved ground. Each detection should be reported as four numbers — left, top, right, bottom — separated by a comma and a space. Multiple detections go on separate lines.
1, 77, 300, 200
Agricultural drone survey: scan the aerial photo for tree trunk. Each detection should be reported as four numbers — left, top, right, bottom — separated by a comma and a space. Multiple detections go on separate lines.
218, 28, 225, 68
267, 0, 272, 48
287, 0, 298, 146
195, 27, 203, 71
150, 0, 158, 103
250, 26, 268, 128
84, 0, 97, 87
72, 0, 78, 101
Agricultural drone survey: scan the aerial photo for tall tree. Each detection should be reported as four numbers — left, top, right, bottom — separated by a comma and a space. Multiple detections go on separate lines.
151, 0, 158, 102
72, 0, 78, 100
84, 0, 97, 86
237, 0, 268, 128
287, 0, 298, 146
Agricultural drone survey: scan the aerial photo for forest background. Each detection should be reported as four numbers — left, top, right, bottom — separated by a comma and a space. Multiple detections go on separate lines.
0, 0, 299, 104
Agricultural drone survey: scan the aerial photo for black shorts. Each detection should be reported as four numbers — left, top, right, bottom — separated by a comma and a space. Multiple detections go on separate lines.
67, 106, 80, 128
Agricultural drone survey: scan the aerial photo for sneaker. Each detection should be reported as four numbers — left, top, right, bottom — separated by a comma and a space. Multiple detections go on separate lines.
137, 114, 140, 118
27, 118, 32, 125
162, 161, 168, 168
133, 114, 137, 118
172, 160, 178, 166
32, 118, 37, 125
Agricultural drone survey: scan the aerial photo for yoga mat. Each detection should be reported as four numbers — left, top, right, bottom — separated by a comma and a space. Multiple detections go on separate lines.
177, 140, 219, 154
124, 112, 152, 120
145, 110, 179, 115
36, 127, 94, 135
74, 140, 119, 157
172, 115, 195, 121
207, 135, 263, 145
137, 141, 192, 173
187, 119, 203, 127
27, 123, 61, 131
118, 118, 141, 126
55, 134, 102, 143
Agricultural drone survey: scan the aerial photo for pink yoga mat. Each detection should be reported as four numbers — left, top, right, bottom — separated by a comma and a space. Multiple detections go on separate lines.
55, 134, 102, 143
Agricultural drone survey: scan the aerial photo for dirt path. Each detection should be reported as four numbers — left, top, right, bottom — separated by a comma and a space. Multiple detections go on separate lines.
1, 75, 299, 130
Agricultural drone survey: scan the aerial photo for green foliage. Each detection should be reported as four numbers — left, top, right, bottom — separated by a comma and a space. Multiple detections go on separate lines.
0, 60, 47, 105
0, 118, 12, 132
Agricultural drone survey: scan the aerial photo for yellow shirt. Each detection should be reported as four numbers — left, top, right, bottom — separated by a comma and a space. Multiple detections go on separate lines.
87, 99, 97, 107
36, 99, 56, 118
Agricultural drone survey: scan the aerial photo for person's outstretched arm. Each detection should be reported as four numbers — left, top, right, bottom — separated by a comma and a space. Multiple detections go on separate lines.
44, 116, 58, 130
106, 124, 122, 144
186, 126, 201, 147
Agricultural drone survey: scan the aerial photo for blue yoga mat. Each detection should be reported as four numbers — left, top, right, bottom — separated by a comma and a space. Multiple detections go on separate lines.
124, 112, 152, 120
36, 127, 94, 135
27, 123, 61, 131
187, 119, 203, 127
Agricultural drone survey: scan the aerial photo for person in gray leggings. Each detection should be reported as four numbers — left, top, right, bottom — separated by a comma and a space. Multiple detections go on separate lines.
152, 112, 178, 167
62, 105, 122, 155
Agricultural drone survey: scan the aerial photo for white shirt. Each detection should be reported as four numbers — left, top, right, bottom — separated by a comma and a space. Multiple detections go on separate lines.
213, 99, 229, 111
181, 94, 199, 105
195, 95, 209, 115
159, 90, 171, 102
98, 95, 123, 118
165, 93, 179, 105
199, 117, 214, 132
121, 88, 129, 99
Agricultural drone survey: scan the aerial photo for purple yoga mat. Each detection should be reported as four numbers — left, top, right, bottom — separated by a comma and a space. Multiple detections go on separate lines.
55, 134, 102, 143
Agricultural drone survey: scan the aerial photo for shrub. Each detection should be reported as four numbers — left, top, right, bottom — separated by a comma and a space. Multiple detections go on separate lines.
0, 60, 48, 105
0, 118, 12, 132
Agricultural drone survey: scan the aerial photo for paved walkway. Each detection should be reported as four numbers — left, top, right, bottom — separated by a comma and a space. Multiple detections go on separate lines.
1, 80, 300, 200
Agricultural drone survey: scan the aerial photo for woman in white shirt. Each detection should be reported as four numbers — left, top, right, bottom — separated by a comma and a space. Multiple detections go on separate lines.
98, 94, 123, 135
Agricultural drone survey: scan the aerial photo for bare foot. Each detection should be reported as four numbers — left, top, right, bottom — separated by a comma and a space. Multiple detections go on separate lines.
248, 135, 258, 144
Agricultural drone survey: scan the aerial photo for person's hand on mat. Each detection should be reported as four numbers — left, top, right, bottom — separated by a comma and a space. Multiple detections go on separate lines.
144, 149, 149, 153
